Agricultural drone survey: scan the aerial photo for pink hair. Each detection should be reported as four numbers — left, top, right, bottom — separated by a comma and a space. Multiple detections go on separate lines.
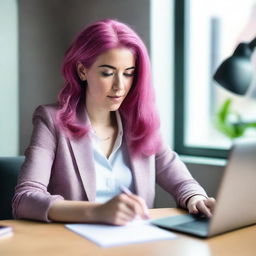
57, 19, 162, 156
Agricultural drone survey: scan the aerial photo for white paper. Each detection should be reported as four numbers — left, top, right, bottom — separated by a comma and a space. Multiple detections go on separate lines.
0, 226, 13, 238
65, 219, 176, 247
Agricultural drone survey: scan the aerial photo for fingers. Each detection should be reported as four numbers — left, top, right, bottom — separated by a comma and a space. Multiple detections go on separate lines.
187, 196, 216, 218
204, 197, 215, 213
100, 193, 149, 226
187, 195, 205, 215
123, 193, 150, 219
195, 197, 216, 218
188, 203, 199, 215
99, 196, 134, 225
112, 208, 136, 226
116, 198, 136, 218
118, 193, 149, 220
196, 200, 212, 218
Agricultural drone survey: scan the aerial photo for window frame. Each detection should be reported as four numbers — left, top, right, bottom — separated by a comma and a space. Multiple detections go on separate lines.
173, 0, 229, 159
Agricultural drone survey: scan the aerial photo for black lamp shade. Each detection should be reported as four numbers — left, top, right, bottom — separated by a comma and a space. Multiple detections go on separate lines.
213, 41, 255, 95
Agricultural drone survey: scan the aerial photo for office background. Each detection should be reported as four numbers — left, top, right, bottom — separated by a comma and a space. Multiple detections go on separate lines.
0, 0, 224, 208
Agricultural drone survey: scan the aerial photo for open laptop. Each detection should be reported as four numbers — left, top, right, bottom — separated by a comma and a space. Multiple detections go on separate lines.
151, 138, 256, 238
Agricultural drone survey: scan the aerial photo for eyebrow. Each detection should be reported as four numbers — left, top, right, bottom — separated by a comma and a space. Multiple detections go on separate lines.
98, 64, 135, 70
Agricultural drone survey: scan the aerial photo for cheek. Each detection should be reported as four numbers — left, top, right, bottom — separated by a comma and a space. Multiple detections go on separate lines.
87, 77, 107, 93
125, 80, 134, 93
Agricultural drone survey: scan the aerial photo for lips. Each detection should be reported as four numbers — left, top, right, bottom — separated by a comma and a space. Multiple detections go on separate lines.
107, 95, 123, 98
107, 95, 124, 103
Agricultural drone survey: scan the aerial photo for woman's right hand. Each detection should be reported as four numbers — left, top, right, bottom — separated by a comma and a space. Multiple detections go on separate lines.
93, 193, 150, 225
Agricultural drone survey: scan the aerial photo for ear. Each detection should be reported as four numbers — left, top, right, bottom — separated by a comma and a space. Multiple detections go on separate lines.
76, 62, 87, 81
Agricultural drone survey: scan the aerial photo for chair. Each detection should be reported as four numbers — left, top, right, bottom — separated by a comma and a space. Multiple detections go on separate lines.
0, 156, 24, 220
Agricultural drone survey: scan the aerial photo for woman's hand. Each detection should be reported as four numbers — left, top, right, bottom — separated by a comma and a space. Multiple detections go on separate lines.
93, 193, 150, 225
187, 195, 215, 218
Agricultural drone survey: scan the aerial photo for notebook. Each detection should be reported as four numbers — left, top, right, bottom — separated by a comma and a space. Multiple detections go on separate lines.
151, 138, 256, 237
65, 218, 176, 247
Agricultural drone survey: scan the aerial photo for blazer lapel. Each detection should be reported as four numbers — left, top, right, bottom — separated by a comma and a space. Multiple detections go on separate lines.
127, 146, 155, 208
68, 102, 96, 202
69, 136, 96, 202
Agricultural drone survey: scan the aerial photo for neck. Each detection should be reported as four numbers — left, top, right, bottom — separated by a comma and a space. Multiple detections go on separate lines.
86, 103, 113, 129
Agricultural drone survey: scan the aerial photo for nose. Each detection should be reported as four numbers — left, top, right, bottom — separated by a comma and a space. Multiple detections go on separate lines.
112, 73, 125, 91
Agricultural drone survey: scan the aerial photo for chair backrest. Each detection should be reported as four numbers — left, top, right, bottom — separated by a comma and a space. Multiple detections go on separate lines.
0, 156, 24, 220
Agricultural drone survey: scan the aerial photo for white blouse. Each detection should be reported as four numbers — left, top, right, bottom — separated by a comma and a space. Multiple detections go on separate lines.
91, 111, 135, 203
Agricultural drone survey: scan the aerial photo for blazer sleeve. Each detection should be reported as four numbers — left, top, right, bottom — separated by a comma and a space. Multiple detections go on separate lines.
12, 105, 64, 222
155, 142, 207, 209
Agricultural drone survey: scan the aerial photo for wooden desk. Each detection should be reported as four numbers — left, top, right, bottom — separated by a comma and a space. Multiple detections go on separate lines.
0, 208, 255, 256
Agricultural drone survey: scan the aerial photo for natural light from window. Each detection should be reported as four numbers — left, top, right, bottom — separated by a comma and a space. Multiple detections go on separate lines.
185, 0, 256, 149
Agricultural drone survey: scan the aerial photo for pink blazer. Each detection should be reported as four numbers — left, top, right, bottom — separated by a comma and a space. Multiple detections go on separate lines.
12, 103, 207, 222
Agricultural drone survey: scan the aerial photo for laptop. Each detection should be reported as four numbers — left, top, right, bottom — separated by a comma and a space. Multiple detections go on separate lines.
151, 138, 256, 238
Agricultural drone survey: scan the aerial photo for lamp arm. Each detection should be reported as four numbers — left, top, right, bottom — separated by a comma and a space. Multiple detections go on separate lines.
248, 36, 256, 51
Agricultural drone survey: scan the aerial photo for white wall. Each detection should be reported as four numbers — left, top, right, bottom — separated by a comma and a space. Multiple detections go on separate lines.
151, 0, 174, 148
0, 0, 18, 156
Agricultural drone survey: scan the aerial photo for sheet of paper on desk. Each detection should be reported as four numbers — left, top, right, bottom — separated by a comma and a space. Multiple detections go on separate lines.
65, 219, 176, 247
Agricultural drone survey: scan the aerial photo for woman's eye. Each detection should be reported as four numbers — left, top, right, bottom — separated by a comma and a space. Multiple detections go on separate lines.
102, 72, 113, 77
124, 73, 135, 77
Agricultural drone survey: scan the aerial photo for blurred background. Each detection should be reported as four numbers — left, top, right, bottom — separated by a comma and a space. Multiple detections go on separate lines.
0, 0, 154, 155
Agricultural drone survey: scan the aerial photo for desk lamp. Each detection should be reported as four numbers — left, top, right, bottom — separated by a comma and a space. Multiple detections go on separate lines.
213, 36, 256, 95
213, 36, 256, 139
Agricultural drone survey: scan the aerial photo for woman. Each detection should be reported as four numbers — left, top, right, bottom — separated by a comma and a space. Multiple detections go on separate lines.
12, 19, 215, 225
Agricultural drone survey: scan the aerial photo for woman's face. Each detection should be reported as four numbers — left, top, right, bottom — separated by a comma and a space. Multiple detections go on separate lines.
78, 47, 135, 112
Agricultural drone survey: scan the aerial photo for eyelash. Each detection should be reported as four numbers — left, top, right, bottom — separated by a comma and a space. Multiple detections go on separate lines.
101, 72, 135, 77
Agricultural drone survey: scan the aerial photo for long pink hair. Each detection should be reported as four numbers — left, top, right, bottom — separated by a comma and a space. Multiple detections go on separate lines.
57, 19, 162, 157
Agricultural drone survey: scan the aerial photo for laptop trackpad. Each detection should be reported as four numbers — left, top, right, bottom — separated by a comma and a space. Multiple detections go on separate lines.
151, 214, 210, 237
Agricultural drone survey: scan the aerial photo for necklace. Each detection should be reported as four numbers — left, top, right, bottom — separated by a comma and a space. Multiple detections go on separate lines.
92, 124, 116, 142
93, 130, 113, 141
97, 135, 111, 141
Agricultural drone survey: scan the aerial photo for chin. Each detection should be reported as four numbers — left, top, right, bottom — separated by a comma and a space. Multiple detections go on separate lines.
109, 106, 120, 111
109, 104, 121, 111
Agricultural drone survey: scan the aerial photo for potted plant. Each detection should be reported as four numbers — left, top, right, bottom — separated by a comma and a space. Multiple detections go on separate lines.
215, 98, 256, 138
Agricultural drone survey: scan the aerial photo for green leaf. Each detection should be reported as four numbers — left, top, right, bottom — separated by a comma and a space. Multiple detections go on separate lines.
215, 98, 256, 139
246, 122, 256, 128
215, 99, 242, 139
217, 98, 232, 123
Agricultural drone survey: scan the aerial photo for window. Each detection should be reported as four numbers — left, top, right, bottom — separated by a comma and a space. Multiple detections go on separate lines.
174, 0, 256, 158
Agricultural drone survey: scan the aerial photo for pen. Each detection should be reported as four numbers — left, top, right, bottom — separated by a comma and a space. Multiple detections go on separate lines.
119, 185, 133, 195
119, 185, 150, 219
